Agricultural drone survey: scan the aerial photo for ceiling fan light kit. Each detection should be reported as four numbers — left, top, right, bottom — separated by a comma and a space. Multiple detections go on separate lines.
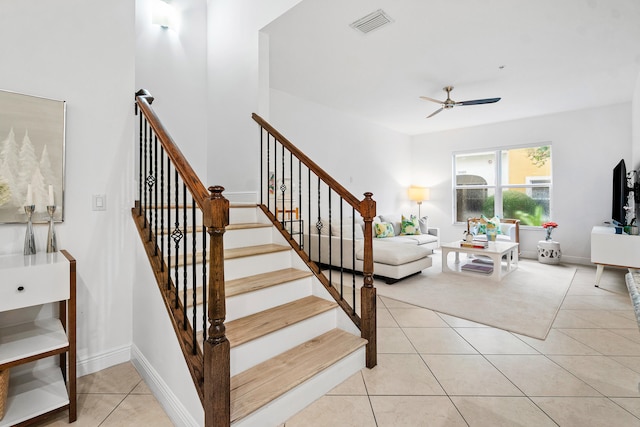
420, 86, 501, 118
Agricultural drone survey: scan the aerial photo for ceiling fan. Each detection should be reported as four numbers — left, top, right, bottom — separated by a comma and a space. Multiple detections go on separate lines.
420, 86, 501, 118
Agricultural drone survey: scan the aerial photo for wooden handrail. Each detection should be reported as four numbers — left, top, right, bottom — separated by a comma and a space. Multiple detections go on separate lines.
252, 113, 361, 211
135, 90, 230, 426
136, 90, 210, 214
253, 113, 377, 369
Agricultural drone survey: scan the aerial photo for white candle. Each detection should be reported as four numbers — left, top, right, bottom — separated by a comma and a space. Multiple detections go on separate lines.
49, 185, 54, 206
26, 184, 32, 206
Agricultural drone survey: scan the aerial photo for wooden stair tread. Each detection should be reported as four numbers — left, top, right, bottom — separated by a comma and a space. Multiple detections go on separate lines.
185, 268, 313, 307
224, 243, 290, 260
226, 222, 271, 230
230, 329, 367, 423
226, 296, 337, 348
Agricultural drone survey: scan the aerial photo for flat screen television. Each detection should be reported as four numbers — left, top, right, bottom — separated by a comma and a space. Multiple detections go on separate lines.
612, 159, 629, 225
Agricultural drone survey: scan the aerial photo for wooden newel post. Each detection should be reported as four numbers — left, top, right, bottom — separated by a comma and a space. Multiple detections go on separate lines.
204, 185, 230, 427
359, 192, 377, 368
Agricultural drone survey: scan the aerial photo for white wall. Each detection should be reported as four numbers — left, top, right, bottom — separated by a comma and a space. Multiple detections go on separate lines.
135, 0, 209, 179
206, 0, 303, 191
411, 103, 632, 263
0, 0, 136, 372
269, 89, 412, 212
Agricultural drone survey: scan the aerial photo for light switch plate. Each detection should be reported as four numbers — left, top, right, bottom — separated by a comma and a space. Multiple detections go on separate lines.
92, 194, 106, 211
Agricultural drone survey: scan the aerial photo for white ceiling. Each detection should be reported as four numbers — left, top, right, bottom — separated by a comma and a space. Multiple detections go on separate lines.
263, 0, 640, 135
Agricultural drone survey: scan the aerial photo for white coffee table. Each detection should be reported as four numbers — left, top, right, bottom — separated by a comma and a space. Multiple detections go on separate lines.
441, 241, 519, 281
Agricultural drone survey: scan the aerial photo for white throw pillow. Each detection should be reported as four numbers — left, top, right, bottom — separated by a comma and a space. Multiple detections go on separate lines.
419, 216, 429, 234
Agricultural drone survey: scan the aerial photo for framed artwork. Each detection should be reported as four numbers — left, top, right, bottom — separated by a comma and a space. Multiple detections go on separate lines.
0, 89, 66, 223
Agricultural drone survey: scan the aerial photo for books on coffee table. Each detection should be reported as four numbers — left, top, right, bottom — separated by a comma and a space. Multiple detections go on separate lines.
460, 240, 488, 249
461, 262, 493, 274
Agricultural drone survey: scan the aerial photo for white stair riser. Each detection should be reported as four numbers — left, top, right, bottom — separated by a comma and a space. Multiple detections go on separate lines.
231, 347, 366, 427
184, 277, 315, 330
229, 207, 258, 225
225, 277, 313, 322
230, 309, 338, 377
224, 251, 292, 281
224, 227, 273, 249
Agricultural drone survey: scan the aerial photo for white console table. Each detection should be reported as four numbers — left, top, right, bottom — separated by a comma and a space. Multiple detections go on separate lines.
591, 226, 640, 287
0, 250, 76, 425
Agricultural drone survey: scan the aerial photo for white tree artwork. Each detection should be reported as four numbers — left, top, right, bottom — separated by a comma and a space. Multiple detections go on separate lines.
0, 90, 65, 223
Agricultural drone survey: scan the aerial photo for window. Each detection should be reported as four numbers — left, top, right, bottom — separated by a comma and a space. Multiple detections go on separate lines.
454, 145, 552, 225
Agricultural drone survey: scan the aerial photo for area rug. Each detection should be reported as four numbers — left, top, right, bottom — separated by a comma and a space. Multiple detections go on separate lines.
375, 257, 576, 339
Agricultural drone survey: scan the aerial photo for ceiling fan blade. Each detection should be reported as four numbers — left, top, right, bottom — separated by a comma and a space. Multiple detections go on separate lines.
420, 96, 445, 104
426, 107, 444, 118
456, 97, 501, 106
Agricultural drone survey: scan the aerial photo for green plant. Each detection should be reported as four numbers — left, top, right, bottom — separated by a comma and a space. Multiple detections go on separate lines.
527, 146, 551, 167
516, 205, 545, 226
482, 191, 539, 219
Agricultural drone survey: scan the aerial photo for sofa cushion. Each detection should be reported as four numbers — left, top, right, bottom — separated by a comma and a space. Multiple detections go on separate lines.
357, 241, 431, 266
330, 221, 364, 240
383, 234, 438, 245
419, 216, 429, 234
374, 222, 395, 238
379, 214, 402, 236
400, 214, 421, 235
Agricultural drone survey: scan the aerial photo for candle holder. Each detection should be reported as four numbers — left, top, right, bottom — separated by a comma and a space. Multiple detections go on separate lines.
46, 205, 57, 253
23, 205, 36, 255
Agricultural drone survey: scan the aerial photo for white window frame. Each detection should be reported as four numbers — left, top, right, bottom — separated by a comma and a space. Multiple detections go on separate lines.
453, 144, 552, 226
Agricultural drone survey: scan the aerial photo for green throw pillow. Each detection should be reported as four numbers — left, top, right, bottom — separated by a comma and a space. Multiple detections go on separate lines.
374, 222, 395, 238
400, 214, 421, 235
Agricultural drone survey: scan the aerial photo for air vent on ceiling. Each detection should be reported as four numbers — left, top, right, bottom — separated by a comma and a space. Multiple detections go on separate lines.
350, 9, 393, 34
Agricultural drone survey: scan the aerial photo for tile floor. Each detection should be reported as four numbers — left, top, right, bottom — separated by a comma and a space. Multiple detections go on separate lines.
285, 263, 640, 426
34, 263, 640, 426
32, 362, 173, 426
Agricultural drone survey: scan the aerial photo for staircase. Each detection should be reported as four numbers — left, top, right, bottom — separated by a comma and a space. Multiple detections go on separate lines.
133, 90, 376, 426
214, 204, 367, 425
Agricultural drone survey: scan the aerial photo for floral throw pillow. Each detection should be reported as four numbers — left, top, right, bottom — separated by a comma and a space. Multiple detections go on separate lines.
374, 222, 395, 238
400, 214, 421, 235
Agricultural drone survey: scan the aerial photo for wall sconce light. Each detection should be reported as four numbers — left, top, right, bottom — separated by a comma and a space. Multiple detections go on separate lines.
152, 0, 177, 29
408, 186, 430, 218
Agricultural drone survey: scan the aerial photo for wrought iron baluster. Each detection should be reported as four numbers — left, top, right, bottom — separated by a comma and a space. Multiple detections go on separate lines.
147, 131, 156, 243
153, 135, 158, 255
298, 159, 303, 249
260, 128, 264, 205
166, 160, 172, 290
328, 187, 332, 287
172, 170, 183, 302
192, 198, 197, 354
280, 143, 286, 227
339, 198, 344, 298
182, 183, 188, 328
316, 176, 322, 261
201, 226, 207, 342
143, 119, 148, 228
160, 146, 165, 272
352, 210, 357, 316
138, 112, 143, 216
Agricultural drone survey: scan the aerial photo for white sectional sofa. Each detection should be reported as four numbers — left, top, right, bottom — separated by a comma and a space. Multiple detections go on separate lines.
303, 214, 439, 283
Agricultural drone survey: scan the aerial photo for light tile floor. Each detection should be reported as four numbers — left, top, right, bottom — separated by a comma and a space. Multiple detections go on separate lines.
285, 263, 640, 426
33, 263, 640, 426
33, 362, 173, 426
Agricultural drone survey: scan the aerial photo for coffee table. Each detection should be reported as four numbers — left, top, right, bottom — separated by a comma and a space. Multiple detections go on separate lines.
441, 241, 519, 281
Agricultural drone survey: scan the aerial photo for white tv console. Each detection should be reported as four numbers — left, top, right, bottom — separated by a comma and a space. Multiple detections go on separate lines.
591, 226, 640, 286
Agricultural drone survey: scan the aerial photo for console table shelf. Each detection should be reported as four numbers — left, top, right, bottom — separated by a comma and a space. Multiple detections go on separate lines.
0, 251, 76, 426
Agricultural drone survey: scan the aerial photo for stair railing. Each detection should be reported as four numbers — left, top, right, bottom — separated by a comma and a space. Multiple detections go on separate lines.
134, 90, 230, 426
252, 113, 377, 368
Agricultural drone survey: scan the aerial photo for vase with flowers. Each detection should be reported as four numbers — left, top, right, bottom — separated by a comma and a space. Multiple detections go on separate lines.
542, 221, 558, 241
